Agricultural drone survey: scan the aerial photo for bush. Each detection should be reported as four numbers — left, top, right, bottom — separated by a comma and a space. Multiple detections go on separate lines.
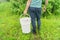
10, 0, 60, 17
42, 0, 60, 17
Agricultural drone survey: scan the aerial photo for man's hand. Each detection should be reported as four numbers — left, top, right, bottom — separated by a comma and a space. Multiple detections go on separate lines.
43, 5, 46, 12
23, 0, 31, 15
43, 0, 48, 12
23, 9, 27, 15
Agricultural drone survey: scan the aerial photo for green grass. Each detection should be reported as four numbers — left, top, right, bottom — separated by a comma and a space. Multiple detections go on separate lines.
0, 2, 60, 40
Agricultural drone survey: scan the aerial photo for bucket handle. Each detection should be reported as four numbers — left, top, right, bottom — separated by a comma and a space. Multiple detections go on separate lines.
20, 14, 30, 18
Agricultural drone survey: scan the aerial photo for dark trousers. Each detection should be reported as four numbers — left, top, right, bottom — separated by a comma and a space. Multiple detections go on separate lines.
28, 7, 41, 32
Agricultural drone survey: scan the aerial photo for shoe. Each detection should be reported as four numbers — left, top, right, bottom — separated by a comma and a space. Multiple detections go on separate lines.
32, 30, 36, 35
33, 32, 36, 35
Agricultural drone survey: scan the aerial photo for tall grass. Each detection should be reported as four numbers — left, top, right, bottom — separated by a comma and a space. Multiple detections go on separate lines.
0, 2, 60, 40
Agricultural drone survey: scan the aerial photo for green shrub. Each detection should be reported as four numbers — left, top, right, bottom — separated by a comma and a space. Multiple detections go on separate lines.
42, 0, 60, 17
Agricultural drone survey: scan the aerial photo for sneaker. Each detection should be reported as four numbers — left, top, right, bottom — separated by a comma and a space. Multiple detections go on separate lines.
32, 30, 36, 35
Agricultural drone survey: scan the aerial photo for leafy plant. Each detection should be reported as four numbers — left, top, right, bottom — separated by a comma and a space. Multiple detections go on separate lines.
42, 0, 60, 17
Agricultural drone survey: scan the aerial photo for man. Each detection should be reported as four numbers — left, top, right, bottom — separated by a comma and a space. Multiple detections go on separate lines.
23, 0, 48, 34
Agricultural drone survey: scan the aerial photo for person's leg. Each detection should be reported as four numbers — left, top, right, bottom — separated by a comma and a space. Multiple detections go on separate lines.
35, 8, 41, 30
28, 7, 36, 34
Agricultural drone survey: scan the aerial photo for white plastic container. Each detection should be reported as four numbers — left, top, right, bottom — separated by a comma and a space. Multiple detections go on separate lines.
20, 17, 31, 33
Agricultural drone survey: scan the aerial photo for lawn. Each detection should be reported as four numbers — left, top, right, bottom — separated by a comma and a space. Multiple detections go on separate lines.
0, 2, 60, 40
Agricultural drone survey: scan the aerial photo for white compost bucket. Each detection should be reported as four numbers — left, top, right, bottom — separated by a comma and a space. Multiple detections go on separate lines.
20, 15, 31, 33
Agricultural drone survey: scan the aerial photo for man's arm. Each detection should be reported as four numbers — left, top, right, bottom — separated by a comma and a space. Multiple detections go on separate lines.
43, 0, 48, 12
23, 0, 31, 15
45, 0, 48, 6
